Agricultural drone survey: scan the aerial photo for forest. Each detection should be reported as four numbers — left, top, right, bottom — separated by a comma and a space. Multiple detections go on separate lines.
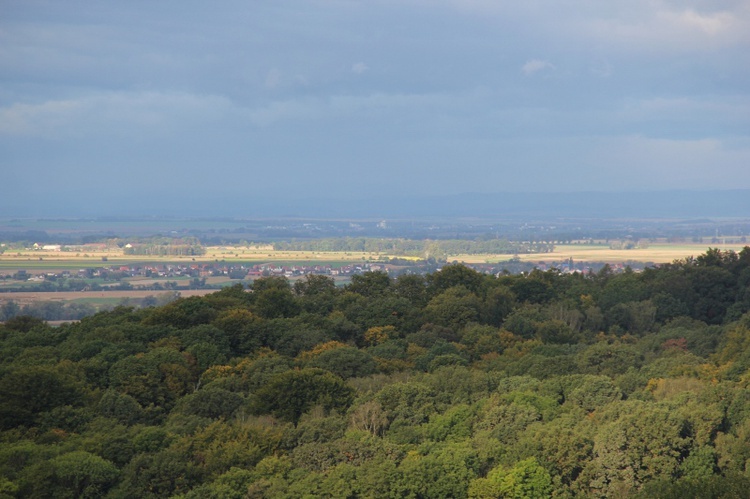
2, 247, 750, 497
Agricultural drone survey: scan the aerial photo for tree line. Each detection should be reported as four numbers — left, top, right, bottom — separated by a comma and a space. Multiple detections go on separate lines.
1, 247, 750, 497
274, 237, 554, 257
122, 237, 205, 256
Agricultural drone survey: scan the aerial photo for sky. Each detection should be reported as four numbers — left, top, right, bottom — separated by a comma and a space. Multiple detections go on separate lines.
1, 0, 749, 216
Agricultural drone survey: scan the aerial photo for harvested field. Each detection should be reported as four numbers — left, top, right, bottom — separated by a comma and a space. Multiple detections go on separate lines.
452, 243, 748, 265
3, 243, 748, 275
0, 246, 392, 274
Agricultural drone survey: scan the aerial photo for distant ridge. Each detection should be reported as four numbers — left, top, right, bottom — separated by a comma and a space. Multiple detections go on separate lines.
260, 190, 750, 219
2, 190, 749, 219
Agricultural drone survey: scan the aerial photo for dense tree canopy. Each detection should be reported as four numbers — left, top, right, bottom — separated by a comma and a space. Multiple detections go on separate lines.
2, 248, 750, 497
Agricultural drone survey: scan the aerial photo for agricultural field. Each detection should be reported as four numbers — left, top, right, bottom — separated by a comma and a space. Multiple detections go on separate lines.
2, 239, 749, 321
452, 242, 749, 265
2, 242, 749, 272
0, 243, 361, 315
0, 245, 397, 274
203, 246, 404, 264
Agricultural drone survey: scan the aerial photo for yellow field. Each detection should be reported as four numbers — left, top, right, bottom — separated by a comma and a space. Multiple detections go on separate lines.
2, 242, 747, 270
0, 246, 394, 265
201, 247, 418, 263
451, 243, 748, 265
0, 246, 418, 273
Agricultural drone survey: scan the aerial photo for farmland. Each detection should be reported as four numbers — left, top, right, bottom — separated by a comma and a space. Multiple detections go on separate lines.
452, 242, 749, 265
1, 240, 746, 313
1, 241, 748, 277
0, 244, 391, 313
0, 245, 394, 274
3, 240, 747, 266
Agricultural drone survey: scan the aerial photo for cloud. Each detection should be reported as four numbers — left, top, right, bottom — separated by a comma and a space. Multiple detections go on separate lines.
0, 100, 81, 136
582, 3, 750, 52
351, 62, 369, 74
616, 95, 750, 134
246, 90, 457, 126
439, 0, 750, 54
521, 59, 554, 76
0, 87, 472, 137
665, 8, 732, 36
1, 0, 748, 203
246, 98, 320, 126
0, 91, 232, 138
575, 135, 750, 189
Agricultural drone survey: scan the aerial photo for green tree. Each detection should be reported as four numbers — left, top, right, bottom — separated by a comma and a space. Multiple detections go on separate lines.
576, 341, 643, 376
394, 273, 429, 307
108, 347, 196, 409
514, 418, 594, 490
143, 296, 218, 329
423, 286, 483, 331
376, 381, 438, 442
511, 277, 555, 304
211, 308, 262, 355
427, 264, 485, 296
97, 389, 144, 425
469, 457, 553, 499
482, 285, 516, 326
396, 443, 479, 498
48, 451, 119, 498
580, 401, 689, 497
116, 448, 203, 498
0, 364, 85, 429
253, 368, 354, 424
347, 271, 391, 297
304, 345, 378, 379
252, 277, 300, 319
175, 387, 244, 420
564, 375, 622, 412
294, 274, 340, 314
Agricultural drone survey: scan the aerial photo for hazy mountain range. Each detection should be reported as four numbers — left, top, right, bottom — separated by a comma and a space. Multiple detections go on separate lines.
3, 190, 748, 220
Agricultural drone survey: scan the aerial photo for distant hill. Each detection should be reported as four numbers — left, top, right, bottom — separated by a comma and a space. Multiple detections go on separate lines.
255, 189, 750, 219
3, 189, 749, 219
